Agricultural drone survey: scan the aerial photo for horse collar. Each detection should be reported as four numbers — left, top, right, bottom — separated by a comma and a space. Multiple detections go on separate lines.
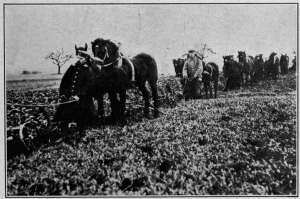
95, 56, 123, 69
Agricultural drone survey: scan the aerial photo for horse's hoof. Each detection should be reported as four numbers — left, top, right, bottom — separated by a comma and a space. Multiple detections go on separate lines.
106, 116, 116, 125
154, 111, 159, 118
144, 113, 151, 119
97, 117, 105, 124
117, 119, 126, 126
77, 130, 86, 138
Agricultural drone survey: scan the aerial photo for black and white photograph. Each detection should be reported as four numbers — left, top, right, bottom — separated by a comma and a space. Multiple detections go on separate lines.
4, 1, 298, 196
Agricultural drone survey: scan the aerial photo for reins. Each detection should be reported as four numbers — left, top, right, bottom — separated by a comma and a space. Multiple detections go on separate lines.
7, 98, 79, 107
99, 56, 122, 68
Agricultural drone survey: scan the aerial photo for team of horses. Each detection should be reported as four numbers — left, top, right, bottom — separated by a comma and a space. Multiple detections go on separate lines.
223, 52, 291, 90
55, 38, 159, 129
174, 51, 292, 92
55, 38, 295, 129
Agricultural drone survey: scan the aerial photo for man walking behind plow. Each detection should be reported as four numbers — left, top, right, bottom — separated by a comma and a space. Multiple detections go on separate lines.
182, 50, 204, 100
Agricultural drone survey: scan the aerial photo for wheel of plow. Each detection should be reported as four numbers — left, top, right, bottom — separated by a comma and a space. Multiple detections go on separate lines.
19, 121, 39, 153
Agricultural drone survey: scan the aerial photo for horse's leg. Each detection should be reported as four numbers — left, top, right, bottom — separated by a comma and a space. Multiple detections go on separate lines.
214, 80, 218, 98
108, 91, 119, 122
119, 89, 127, 123
209, 81, 213, 98
231, 78, 235, 90
149, 80, 159, 118
76, 96, 92, 136
204, 82, 208, 98
248, 73, 251, 85
223, 78, 228, 92
205, 84, 209, 98
96, 94, 105, 123
137, 81, 150, 118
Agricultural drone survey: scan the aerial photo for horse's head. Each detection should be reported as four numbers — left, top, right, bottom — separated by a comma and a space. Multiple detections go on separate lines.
237, 51, 246, 62
75, 43, 90, 59
223, 55, 234, 63
173, 58, 185, 77
75, 43, 87, 55
269, 52, 277, 59
281, 54, 289, 61
91, 38, 120, 66
255, 54, 263, 62
269, 52, 279, 64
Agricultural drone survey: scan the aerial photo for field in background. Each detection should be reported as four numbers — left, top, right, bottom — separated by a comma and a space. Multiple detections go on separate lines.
6, 73, 297, 195
6, 73, 62, 91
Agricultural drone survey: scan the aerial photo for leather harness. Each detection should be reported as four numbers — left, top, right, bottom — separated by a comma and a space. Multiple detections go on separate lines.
77, 49, 135, 81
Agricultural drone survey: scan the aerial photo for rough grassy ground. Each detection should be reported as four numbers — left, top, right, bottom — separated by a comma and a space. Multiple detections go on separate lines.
6, 73, 297, 196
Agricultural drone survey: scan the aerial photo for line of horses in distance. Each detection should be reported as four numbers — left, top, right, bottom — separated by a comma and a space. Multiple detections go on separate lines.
173, 51, 295, 96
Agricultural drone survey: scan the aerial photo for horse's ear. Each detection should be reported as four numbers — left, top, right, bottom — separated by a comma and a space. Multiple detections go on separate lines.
75, 44, 78, 50
182, 53, 188, 58
117, 42, 121, 48
84, 43, 88, 50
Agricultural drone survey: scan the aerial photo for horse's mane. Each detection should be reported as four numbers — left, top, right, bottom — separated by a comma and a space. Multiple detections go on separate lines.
207, 62, 218, 69
223, 55, 234, 60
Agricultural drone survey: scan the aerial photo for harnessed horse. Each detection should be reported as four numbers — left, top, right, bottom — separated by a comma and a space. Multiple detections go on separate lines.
90, 38, 159, 121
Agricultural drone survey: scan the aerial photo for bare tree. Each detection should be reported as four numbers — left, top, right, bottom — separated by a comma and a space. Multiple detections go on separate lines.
45, 48, 72, 74
198, 43, 216, 59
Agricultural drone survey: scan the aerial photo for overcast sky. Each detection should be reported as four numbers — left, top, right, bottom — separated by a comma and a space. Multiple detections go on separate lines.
5, 4, 297, 76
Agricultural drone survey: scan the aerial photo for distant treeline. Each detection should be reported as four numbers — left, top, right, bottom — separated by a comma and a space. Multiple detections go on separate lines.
21, 70, 41, 75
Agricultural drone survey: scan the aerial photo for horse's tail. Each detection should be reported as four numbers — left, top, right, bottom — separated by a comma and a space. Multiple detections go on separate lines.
146, 54, 158, 82
132, 53, 159, 116
134, 53, 158, 82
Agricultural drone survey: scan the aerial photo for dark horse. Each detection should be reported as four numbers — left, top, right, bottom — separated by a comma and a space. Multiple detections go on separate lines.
173, 58, 185, 78
290, 55, 296, 73
253, 54, 265, 81
265, 52, 280, 79
54, 44, 100, 129
237, 51, 254, 85
280, 54, 289, 75
202, 62, 219, 98
91, 38, 159, 121
223, 55, 242, 91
